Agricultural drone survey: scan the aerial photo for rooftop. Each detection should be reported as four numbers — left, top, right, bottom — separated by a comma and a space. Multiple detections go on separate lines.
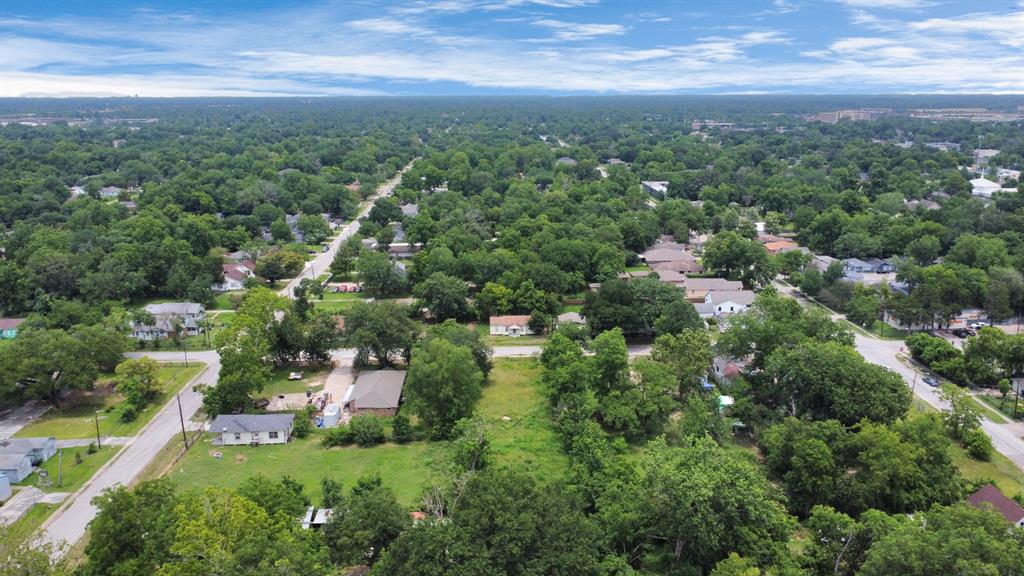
490, 315, 530, 327
967, 484, 1024, 524
351, 370, 406, 409
0, 318, 25, 330
210, 414, 295, 434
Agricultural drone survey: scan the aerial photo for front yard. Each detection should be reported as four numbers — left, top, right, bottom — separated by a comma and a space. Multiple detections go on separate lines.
15, 363, 205, 439
474, 323, 549, 346
15, 446, 122, 493
166, 358, 566, 506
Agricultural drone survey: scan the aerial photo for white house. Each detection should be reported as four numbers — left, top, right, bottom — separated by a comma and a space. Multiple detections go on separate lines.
0, 453, 33, 483
131, 302, 206, 340
210, 414, 295, 446
641, 181, 669, 195
98, 185, 123, 199
212, 263, 253, 292
710, 290, 757, 315
489, 315, 535, 337
971, 177, 1002, 198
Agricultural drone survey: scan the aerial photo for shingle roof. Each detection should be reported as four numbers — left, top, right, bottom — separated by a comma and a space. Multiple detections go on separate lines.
0, 453, 31, 468
144, 302, 205, 316
967, 484, 1024, 524
490, 315, 530, 327
0, 437, 53, 452
712, 290, 757, 306
351, 370, 406, 409
210, 414, 294, 434
683, 278, 743, 291
0, 318, 25, 330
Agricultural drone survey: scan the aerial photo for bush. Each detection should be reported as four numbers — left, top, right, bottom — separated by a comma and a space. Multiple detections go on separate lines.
392, 412, 413, 443
349, 415, 386, 447
322, 426, 352, 448
120, 405, 138, 423
293, 407, 314, 439
964, 427, 993, 461
74, 451, 83, 465
87, 442, 97, 455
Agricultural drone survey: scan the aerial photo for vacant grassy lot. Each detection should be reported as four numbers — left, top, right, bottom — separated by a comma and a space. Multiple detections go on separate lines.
167, 358, 566, 506
15, 445, 121, 493
260, 366, 331, 397
15, 364, 204, 439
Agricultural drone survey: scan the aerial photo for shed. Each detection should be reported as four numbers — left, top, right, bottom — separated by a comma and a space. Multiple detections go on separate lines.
348, 370, 406, 417
0, 472, 11, 501
322, 403, 341, 428
0, 453, 33, 483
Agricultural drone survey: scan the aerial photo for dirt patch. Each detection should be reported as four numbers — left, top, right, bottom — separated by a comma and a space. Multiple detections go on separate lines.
234, 453, 247, 463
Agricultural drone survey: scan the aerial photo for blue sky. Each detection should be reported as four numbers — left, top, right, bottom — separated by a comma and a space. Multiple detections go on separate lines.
1, 0, 1021, 96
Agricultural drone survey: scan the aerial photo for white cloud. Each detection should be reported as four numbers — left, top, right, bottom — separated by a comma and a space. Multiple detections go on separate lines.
911, 13, 1024, 49
838, 0, 927, 8
532, 19, 627, 40
347, 18, 420, 35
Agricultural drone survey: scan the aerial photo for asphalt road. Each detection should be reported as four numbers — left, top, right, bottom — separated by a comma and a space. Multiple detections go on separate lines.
37, 351, 221, 553
35, 163, 417, 555
279, 162, 414, 298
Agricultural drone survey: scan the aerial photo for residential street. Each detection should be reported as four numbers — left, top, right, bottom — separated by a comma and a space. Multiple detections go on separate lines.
279, 162, 415, 298
32, 167, 415, 556
36, 351, 220, 554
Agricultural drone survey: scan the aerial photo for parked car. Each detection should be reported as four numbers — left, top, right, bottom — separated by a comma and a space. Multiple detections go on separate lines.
952, 328, 976, 338
287, 372, 302, 381
923, 376, 940, 387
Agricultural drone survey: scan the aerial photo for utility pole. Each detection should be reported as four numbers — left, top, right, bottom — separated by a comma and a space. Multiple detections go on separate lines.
94, 411, 102, 449
177, 393, 189, 447
911, 371, 918, 397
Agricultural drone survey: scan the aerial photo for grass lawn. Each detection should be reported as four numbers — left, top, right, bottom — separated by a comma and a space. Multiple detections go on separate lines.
561, 304, 583, 313
868, 321, 910, 340
978, 394, 1020, 422
625, 264, 649, 272
15, 364, 204, 439
166, 358, 567, 506
320, 291, 366, 302
973, 395, 1011, 424
477, 358, 568, 478
210, 292, 240, 310
3, 502, 59, 547
15, 446, 121, 493
259, 366, 331, 398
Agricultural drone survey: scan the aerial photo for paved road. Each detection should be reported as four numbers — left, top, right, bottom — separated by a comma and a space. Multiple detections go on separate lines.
0, 400, 50, 441
37, 351, 220, 553
34, 165, 416, 555
775, 279, 1024, 472
279, 162, 415, 298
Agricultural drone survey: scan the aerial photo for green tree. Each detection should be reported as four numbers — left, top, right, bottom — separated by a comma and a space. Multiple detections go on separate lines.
80, 480, 178, 576
357, 250, 407, 297
296, 214, 330, 244
270, 218, 294, 242
937, 383, 982, 441
0, 329, 98, 404
342, 301, 418, 367
474, 282, 514, 320
413, 272, 468, 321
323, 475, 410, 566
653, 299, 702, 336
115, 357, 161, 410
255, 250, 305, 283
651, 329, 713, 397
406, 339, 483, 438
420, 319, 493, 376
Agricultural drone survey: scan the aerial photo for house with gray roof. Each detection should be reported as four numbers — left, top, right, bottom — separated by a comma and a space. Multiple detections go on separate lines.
0, 453, 32, 483
346, 370, 406, 416
0, 437, 56, 465
209, 414, 295, 446
131, 302, 206, 340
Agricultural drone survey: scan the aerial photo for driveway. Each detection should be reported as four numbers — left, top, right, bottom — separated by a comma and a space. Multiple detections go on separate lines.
0, 400, 50, 441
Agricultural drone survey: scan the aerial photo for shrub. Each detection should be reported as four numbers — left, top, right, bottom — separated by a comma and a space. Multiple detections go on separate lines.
349, 415, 386, 447
322, 426, 351, 448
120, 405, 138, 423
964, 427, 993, 461
87, 442, 97, 455
74, 451, 83, 465
293, 406, 314, 439
392, 412, 413, 443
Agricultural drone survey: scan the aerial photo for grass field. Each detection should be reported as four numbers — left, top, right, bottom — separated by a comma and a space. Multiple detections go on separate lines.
260, 366, 331, 397
166, 358, 565, 506
973, 395, 1011, 424
210, 292, 240, 310
15, 364, 204, 439
3, 503, 59, 547
978, 394, 1020, 422
15, 446, 121, 493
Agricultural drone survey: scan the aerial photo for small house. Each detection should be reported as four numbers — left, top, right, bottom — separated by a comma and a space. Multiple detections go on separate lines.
301, 506, 333, 530
0, 318, 25, 339
489, 315, 534, 337
650, 259, 704, 274
556, 312, 585, 326
346, 370, 406, 417
0, 472, 11, 501
641, 181, 669, 195
0, 453, 32, 484
971, 177, 1001, 198
210, 414, 295, 446
682, 278, 744, 292
710, 290, 757, 315
212, 263, 253, 292
400, 203, 419, 218
967, 484, 1024, 527
763, 240, 799, 255
98, 185, 123, 199
0, 437, 56, 465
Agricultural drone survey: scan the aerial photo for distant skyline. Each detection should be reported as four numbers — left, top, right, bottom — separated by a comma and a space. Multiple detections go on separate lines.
1, 0, 1022, 97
